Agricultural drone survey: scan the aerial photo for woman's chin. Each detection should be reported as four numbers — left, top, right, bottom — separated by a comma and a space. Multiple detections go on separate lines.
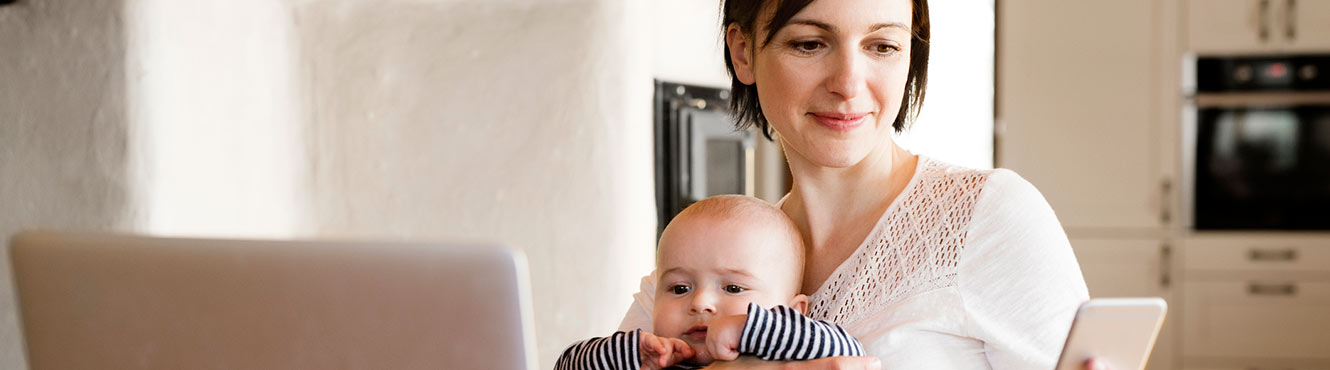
806, 147, 873, 169
781, 131, 880, 170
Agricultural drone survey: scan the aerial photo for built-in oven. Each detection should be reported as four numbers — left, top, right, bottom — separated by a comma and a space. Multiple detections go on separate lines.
653, 80, 755, 237
1184, 54, 1330, 230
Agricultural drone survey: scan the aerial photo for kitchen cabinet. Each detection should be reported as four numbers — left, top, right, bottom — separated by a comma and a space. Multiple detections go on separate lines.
1181, 280, 1330, 360
1072, 239, 1172, 298
1071, 238, 1177, 370
1000, 0, 1330, 368
1286, 0, 1330, 52
1187, 0, 1330, 54
1186, 0, 1270, 53
998, 0, 1166, 231
1179, 234, 1330, 368
1182, 235, 1330, 273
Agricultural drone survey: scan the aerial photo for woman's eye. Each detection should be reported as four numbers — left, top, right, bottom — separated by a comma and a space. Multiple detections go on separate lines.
723, 285, 745, 294
670, 285, 691, 295
872, 43, 899, 55
790, 41, 823, 53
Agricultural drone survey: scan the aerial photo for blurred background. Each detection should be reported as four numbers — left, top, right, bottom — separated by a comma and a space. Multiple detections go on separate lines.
1, 0, 1328, 369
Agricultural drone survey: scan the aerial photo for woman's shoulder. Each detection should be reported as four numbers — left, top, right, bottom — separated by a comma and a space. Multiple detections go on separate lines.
913, 156, 1048, 213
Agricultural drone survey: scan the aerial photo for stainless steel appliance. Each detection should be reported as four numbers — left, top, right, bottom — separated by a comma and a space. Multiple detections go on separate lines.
1184, 54, 1330, 230
654, 80, 755, 237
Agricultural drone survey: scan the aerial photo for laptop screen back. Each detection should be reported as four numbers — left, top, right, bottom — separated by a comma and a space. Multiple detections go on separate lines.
9, 232, 536, 370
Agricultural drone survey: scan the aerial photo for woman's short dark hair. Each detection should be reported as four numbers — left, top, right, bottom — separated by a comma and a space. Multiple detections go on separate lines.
722, 0, 930, 139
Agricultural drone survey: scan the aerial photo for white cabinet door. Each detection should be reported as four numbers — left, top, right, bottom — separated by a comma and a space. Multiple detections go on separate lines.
1187, 0, 1330, 53
1181, 280, 1330, 360
1285, 0, 1330, 52
1070, 238, 1176, 370
1187, 0, 1272, 53
999, 0, 1162, 230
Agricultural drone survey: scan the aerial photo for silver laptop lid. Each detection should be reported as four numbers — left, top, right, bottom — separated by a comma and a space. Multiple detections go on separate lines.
9, 231, 537, 370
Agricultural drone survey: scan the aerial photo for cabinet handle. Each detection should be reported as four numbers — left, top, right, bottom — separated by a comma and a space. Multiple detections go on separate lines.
1248, 282, 1297, 296
1159, 178, 1172, 225
1160, 243, 1172, 288
1249, 248, 1298, 262
1259, 0, 1271, 42
1286, 0, 1297, 40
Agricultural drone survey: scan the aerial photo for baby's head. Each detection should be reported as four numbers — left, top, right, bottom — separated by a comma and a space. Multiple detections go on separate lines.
652, 195, 807, 363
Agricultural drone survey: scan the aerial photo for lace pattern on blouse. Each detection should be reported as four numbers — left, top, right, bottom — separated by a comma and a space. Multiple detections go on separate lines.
807, 157, 991, 326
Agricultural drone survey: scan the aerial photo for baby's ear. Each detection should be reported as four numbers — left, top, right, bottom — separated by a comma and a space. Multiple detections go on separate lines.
787, 294, 809, 315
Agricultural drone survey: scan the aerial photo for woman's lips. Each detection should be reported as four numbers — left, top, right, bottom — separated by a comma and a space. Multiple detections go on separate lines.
810, 112, 869, 132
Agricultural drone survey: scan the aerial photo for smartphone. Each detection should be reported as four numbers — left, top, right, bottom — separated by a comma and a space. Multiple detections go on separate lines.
1054, 298, 1168, 370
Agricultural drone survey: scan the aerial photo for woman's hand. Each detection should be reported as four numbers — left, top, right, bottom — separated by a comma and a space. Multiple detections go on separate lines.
702, 356, 882, 370
1082, 358, 1108, 370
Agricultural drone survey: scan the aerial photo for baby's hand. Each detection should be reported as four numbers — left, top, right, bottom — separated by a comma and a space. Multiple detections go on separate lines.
640, 331, 694, 370
705, 314, 748, 362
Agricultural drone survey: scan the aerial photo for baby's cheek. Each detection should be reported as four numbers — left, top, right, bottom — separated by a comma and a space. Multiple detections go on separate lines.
717, 298, 762, 317
651, 307, 686, 338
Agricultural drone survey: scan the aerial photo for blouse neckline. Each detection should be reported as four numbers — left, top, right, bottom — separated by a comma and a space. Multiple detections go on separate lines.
804, 154, 932, 301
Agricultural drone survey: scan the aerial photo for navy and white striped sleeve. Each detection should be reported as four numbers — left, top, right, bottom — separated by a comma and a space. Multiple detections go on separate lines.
737, 303, 866, 360
554, 330, 641, 370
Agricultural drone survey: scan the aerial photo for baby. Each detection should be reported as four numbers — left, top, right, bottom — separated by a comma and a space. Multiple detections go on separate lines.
555, 195, 865, 370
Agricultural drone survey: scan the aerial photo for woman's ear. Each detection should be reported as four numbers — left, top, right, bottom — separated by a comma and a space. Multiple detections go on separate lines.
787, 294, 809, 315
725, 24, 757, 85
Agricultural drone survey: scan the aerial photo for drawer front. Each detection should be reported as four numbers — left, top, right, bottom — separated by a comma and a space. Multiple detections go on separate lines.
1183, 235, 1330, 272
1182, 280, 1330, 359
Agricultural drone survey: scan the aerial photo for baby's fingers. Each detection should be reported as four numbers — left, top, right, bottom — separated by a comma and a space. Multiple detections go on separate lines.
645, 339, 665, 356
668, 338, 695, 359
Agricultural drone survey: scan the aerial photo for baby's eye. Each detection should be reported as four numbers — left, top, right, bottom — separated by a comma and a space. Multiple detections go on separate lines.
670, 285, 691, 295
723, 285, 746, 294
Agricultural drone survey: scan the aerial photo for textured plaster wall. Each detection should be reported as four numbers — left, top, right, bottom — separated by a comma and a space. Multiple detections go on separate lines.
125, 0, 308, 238
2, 0, 654, 369
0, 1, 134, 368
292, 1, 655, 367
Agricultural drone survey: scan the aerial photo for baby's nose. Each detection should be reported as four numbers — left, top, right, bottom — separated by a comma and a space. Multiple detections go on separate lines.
688, 291, 717, 314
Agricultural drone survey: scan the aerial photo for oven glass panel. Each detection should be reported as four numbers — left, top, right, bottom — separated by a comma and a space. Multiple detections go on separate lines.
705, 138, 744, 196
1195, 106, 1330, 229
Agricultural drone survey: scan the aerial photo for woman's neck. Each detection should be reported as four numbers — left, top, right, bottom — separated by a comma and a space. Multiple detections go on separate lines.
782, 139, 917, 253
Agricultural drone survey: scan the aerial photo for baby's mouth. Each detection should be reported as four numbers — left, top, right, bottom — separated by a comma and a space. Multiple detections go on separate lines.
683, 325, 708, 341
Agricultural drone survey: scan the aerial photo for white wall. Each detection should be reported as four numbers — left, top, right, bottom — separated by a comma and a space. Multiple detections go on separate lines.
1, 1, 655, 369
651, 1, 729, 89
1, 2, 992, 369
0, 1, 135, 367
291, 1, 655, 367
125, 0, 307, 238
892, 0, 996, 169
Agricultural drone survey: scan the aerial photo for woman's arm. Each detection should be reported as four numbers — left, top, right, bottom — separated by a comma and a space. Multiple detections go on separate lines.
959, 169, 1090, 369
617, 273, 656, 332
701, 356, 881, 370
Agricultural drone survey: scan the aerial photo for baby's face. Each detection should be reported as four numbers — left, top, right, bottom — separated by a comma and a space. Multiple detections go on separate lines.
652, 215, 802, 364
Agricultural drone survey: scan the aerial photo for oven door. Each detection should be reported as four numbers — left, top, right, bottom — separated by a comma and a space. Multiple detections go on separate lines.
653, 81, 753, 238
1191, 96, 1330, 230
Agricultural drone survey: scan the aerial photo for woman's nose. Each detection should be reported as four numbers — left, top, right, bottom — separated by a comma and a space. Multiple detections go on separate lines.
825, 48, 865, 99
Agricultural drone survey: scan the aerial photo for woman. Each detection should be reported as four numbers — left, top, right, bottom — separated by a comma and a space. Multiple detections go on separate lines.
619, 0, 1090, 368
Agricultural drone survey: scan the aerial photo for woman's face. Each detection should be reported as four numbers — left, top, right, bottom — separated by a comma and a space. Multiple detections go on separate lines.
730, 0, 913, 168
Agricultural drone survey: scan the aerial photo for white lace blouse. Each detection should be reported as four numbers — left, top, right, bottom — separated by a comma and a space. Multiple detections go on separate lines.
617, 156, 1090, 369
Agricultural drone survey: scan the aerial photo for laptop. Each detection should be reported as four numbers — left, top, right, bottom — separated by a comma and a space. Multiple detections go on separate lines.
8, 231, 537, 370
